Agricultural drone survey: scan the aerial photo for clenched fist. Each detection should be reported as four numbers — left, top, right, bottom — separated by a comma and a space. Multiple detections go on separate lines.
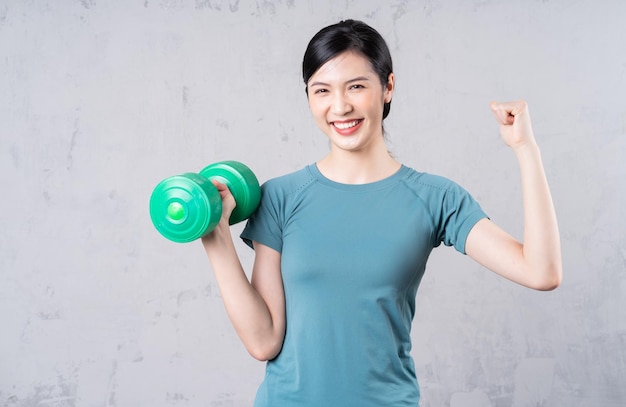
490, 100, 537, 150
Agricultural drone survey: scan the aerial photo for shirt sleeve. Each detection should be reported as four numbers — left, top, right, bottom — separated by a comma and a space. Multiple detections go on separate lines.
240, 181, 284, 253
434, 180, 488, 254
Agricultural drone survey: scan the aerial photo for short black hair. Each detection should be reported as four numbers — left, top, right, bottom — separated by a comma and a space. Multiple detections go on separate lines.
302, 19, 394, 119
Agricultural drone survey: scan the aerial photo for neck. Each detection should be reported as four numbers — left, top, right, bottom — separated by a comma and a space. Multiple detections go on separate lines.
317, 147, 401, 184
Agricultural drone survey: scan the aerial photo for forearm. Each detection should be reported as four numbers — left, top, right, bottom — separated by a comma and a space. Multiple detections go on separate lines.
514, 142, 562, 288
202, 224, 283, 360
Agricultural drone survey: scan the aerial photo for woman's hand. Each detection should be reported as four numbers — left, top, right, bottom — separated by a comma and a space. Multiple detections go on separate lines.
490, 100, 537, 150
211, 180, 237, 224
200, 180, 236, 246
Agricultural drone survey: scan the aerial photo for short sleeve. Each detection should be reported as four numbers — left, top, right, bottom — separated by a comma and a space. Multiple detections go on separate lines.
435, 181, 488, 254
240, 181, 284, 253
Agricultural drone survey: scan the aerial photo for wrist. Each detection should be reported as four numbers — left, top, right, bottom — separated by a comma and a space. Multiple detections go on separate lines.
202, 221, 233, 247
512, 141, 541, 159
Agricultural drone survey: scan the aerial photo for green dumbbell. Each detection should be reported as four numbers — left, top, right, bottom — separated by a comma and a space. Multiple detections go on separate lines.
149, 161, 261, 243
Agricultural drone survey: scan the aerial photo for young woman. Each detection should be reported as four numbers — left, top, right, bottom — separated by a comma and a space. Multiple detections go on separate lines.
202, 19, 562, 407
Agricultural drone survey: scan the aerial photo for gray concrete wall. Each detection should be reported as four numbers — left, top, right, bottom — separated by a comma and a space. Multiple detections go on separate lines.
1, 1, 624, 406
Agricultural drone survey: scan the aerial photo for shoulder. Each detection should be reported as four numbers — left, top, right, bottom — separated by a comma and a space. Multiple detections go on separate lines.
400, 167, 464, 195
260, 165, 318, 201
399, 167, 480, 217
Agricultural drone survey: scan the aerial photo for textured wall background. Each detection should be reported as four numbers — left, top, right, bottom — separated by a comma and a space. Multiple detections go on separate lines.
1, 1, 624, 406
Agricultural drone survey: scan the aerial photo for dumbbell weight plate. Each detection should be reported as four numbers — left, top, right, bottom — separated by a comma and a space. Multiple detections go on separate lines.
199, 161, 261, 225
149, 173, 222, 243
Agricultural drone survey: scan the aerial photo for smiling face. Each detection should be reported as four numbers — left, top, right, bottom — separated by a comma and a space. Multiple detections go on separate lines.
306, 51, 394, 154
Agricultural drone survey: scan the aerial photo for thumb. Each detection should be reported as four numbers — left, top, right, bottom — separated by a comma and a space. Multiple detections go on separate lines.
490, 100, 529, 125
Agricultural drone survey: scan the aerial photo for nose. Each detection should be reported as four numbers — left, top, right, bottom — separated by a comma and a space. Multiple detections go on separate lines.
330, 92, 352, 115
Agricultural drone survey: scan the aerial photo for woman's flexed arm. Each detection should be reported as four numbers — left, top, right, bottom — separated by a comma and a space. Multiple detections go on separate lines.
202, 181, 285, 360
466, 100, 562, 290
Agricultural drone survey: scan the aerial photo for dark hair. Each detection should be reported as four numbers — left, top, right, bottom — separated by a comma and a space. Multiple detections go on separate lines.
302, 19, 394, 120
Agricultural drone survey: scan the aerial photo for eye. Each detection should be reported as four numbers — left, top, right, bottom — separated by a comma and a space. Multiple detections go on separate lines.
349, 84, 365, 90
313, 88, 328, 94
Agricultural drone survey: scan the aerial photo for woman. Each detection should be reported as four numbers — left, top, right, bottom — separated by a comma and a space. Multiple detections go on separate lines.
202, 19, 562, 407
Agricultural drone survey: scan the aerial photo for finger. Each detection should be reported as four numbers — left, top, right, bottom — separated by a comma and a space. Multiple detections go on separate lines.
211, 179, 228, 191
211, 179, 234, 200
491, 101, 526, 125
490, 101, 513, 125
493, 100, 528, 117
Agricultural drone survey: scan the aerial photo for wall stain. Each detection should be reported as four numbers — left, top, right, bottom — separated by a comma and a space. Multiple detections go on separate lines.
216, 119, 229, 129
182, 85, 189, 109
254, 0, 291, 16
195, 0, 240, 12
203, 283, 214, 297
210, 392, 236, 407
177, 289, 198, 306
67, 113, 79, 170
0, 5, 7, 24
392, 0, 409, 22
423, 0, 443, 18
104, 360, 118, 407
13, 379, 76, 407
167, 392, 190, 402
2, 394, 19, 405
80, 0, 96, 10
10, 144, 19, 168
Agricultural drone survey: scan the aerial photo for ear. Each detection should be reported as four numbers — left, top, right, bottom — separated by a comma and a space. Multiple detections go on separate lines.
384, 72, 395, 103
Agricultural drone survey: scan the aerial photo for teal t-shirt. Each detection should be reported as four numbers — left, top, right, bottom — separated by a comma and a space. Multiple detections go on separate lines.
240, 164, 487, 407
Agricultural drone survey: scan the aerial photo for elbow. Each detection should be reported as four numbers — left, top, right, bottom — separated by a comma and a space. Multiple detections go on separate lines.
532, 263, 563, 291
247, 341, 283, 362
248, 348, 278, 362
241, 320, 286, 361
535, 278, 560, 291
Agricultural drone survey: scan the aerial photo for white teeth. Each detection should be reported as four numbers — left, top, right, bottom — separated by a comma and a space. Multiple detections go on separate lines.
333, 120, 360, 130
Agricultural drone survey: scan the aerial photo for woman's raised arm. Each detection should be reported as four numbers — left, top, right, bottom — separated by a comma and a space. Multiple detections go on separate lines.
466, 100, 562, 290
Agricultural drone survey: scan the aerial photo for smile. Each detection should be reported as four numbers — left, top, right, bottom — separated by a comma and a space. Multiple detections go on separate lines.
332, 119, 363, 130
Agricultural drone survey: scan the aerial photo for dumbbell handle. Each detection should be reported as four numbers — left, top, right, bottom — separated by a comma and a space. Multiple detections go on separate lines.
149, 161, 261, 243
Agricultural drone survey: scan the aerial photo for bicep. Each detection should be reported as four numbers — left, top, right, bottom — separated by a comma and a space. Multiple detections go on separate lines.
250, 242, 286, 333
465, 218, 539, 289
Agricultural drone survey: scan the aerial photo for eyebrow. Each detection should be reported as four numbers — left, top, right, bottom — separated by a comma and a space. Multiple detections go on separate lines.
308, 76, 371, 88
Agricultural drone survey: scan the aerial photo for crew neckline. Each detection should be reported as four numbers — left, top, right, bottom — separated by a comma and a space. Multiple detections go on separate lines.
307, 163, 409, 191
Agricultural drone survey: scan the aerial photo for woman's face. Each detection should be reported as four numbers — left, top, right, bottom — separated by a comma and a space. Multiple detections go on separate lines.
306, 51, 394, 154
